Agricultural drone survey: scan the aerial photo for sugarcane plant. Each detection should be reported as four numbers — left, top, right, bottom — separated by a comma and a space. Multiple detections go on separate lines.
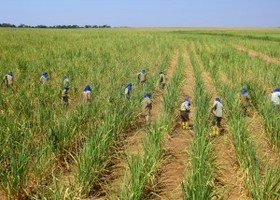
182, 43, 215, 200
119, 47, 185, 200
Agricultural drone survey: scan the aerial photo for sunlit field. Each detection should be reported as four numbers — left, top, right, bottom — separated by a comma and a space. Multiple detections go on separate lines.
0, 28, 279, 199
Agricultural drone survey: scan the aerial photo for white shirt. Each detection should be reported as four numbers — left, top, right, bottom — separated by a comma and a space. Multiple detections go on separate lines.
83, 91, 91, 102
5, 75, 13, 85
180, 101, 190, 111
212, 101, 223, 117
40, 76, 47, 84
125, 88, 129, 95
63, 78, 69, 85
160, 74, 166, 83
271, 92, 280, 106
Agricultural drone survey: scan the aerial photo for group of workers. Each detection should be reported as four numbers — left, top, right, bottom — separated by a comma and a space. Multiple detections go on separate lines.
180, 87, 280, 136
3, 71, 93, 107
1, 69, 165, 125
2, 70, 280, 136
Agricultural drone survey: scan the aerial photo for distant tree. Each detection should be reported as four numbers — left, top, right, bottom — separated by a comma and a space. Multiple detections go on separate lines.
0, 23, 16, 27
99, 24, 111, 28
18, 24, 30, 28
0, 22, 111, 29
70, 25, 79, 28
36, 25, 48, 28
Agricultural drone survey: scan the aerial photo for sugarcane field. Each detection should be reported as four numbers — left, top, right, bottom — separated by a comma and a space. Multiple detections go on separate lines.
0, 27, 279, 199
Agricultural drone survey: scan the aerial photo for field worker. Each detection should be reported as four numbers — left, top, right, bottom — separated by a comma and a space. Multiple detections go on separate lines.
137, 69, 146, 87
124, 82, 132, 99
40, 71, 48, 84
159, 72, 166, 89
180, 96, 191, 130
2, 71, 14, 87
62, 85, 70, 107
83, 84, 92, 103
211, 97, 223, 136
240, 88, 251, 116
271, 88, 280, 109
142, 92, 152, 124
63, 75, 69, 85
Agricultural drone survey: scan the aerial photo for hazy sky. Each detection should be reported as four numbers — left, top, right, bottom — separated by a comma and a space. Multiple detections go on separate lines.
1, 0, 279, 27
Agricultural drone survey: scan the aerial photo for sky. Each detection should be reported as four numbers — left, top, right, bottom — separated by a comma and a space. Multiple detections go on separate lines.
1, 0, 279, 27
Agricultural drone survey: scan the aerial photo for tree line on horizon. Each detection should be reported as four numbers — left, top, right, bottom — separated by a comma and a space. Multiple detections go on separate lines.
0, 23, 111, 28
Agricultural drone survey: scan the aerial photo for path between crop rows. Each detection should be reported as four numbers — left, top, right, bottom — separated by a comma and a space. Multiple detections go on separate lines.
125, 50, 179, 156
153, 46, 195, 200
246, 69, 272, 96
222, 68, 280, 170
192, 42, 249, 200
205, 43, 211, 52
219, 66, 280, 169
54, 55, 164, 199
0, 191, 6, 200
98, 50, 179, 199
246, 114, 280, 168
233, 44, 280, 64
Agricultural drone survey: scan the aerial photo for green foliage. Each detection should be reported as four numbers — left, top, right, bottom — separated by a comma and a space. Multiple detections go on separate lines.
182, 44, 215, 200
195, 38, 280, 200
0, 28, 177, 198
0, 28, 279, 199
120, 48, 185, 200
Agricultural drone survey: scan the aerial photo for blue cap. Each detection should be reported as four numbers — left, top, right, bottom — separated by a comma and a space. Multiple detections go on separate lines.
274, 88, 280, 92
184, 96, 190, 102
64, 85, 70, 89
84, 84, 92, 92
8, 71, 13, 76
141, 69, 145, 74
215, 97, 221, 102
126, 82, 132, 90
42, 71, 48, 78
241, 88, 248, 94
145, 92, 152, 98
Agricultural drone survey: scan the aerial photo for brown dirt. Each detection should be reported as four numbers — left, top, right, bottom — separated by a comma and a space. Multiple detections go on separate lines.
212, 135, 250, 200
218, 62, 280, 198
246, 112, 280, 168
233, 44, 280, 64
0, 191, 7, 200
219, 71, 231, 85
219, 65, 279, 170
246, 69, 272, 95
205, 43, 211, 52
126, 49, 179, 156
192, 42, 250, 200
191, 42, 215, 97
197, 42, 203, 50
99, 50, 180, 199
50, 55, 167, 199
225, 68, 279, 166
154, 46, 195, 200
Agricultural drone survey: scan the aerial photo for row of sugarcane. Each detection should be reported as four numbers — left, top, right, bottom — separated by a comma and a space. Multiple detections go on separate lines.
182, 43, 215, 199
118, 47, 185, 200
34, 54, 175, 198
194, 38, 280, 199
73, 53, 172, 197
201, 38, 280, 149
0, 29, 178, 198
234, 37, 280, 59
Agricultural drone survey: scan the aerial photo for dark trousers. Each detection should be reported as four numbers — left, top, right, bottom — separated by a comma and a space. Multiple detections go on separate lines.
212, 116, 222, 127
180, 110, 190, 122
